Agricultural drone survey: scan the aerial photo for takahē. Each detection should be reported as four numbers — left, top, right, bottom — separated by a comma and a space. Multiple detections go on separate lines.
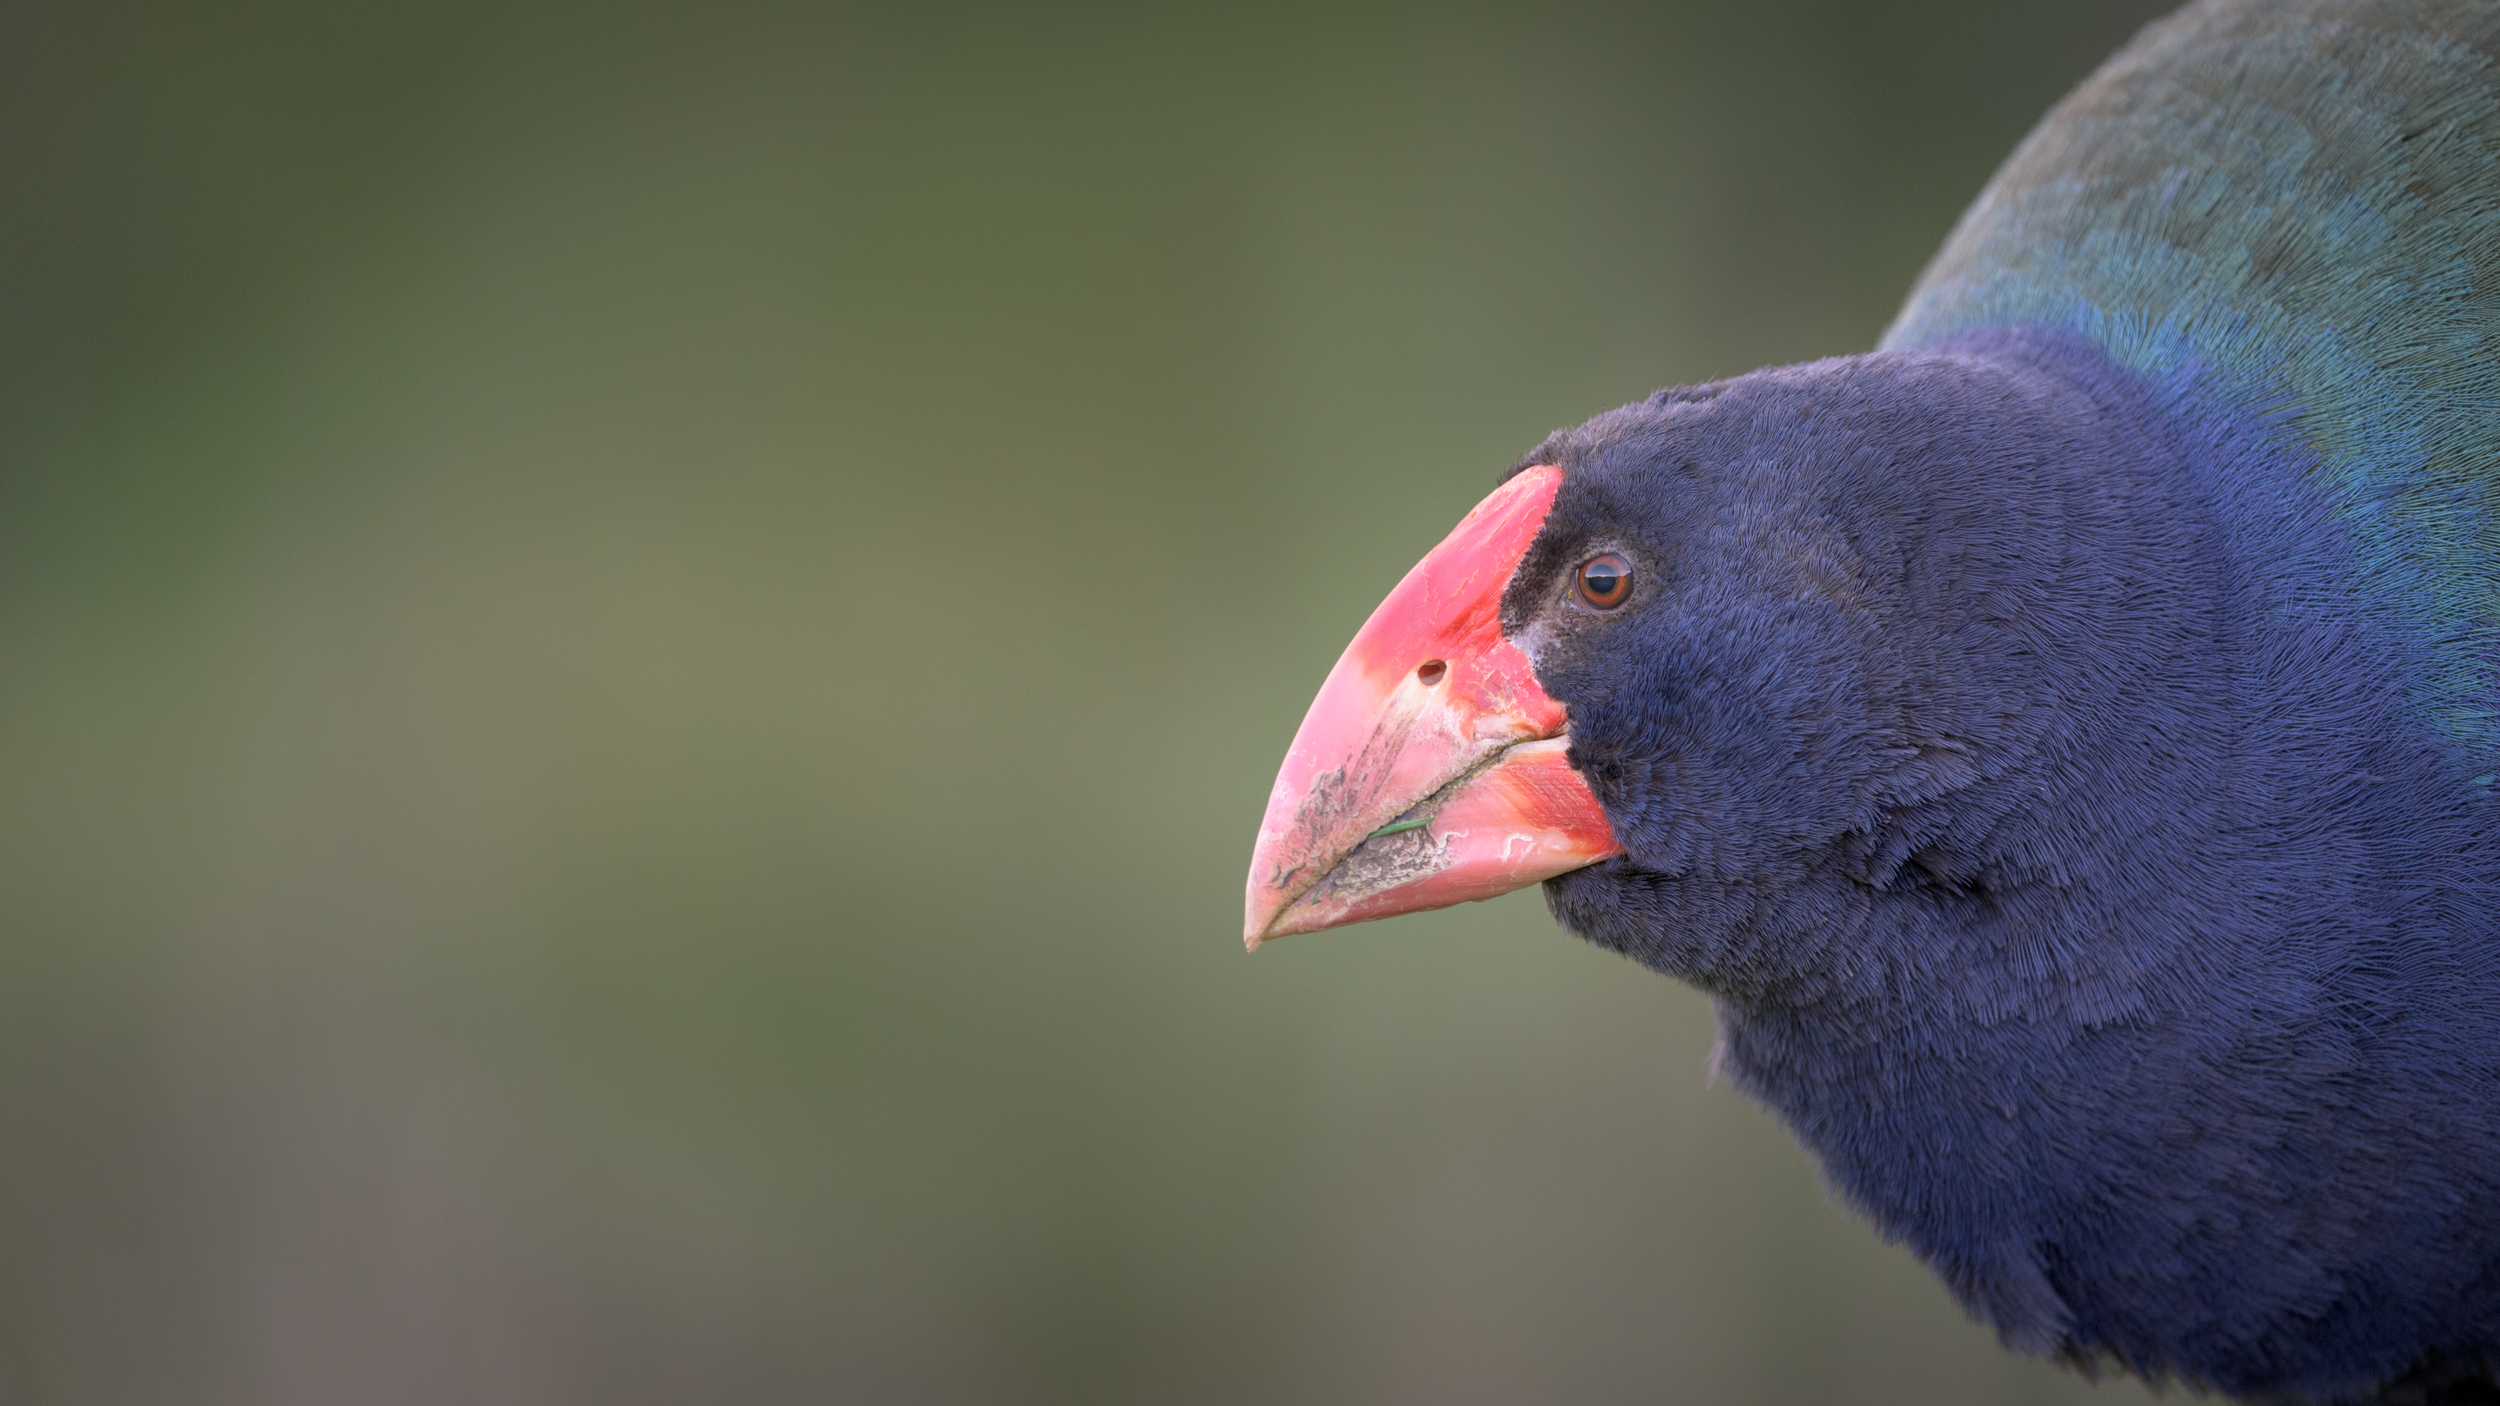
1243, 1, 2500, 1401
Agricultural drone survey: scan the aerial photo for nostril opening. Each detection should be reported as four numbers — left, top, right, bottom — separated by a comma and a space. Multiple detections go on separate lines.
1416, 660, 1448, 687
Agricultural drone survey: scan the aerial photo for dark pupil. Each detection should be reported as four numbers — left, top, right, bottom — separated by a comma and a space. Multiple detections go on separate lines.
1581, 557, 1627, 604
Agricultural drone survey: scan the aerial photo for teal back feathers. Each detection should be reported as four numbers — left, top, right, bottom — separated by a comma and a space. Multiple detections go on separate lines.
1886, 0, 2500, 765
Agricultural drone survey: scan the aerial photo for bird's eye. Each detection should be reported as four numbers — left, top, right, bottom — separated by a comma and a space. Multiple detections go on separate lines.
1573, 553, 1633, 611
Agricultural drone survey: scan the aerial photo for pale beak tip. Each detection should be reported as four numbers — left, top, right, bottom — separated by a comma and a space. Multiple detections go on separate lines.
1243, 857, 1293, 951
1242, 895, 1286, 950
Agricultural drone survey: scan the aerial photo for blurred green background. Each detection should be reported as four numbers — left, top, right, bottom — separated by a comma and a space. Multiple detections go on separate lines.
0, 2, 2183, 1402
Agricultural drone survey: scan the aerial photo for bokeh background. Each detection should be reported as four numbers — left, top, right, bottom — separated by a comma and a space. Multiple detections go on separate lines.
0, 1, 2187, 1402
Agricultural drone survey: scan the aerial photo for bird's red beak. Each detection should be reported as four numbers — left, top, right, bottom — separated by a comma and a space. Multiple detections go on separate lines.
1244, 465, 1622, 950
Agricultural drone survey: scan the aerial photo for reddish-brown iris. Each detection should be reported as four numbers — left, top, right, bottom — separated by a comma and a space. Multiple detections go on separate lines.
1574, 553, 1633, 610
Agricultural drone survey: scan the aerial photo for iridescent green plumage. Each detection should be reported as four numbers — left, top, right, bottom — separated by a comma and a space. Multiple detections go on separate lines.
1887, 0, 2500, 761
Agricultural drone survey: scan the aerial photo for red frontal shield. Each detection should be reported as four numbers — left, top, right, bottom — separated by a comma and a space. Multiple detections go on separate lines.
1244, 466, 1621, 948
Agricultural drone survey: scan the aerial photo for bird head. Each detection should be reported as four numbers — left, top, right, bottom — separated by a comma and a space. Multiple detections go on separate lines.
1244, 360, 1918, 965
1246, 344, 2180, 1006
